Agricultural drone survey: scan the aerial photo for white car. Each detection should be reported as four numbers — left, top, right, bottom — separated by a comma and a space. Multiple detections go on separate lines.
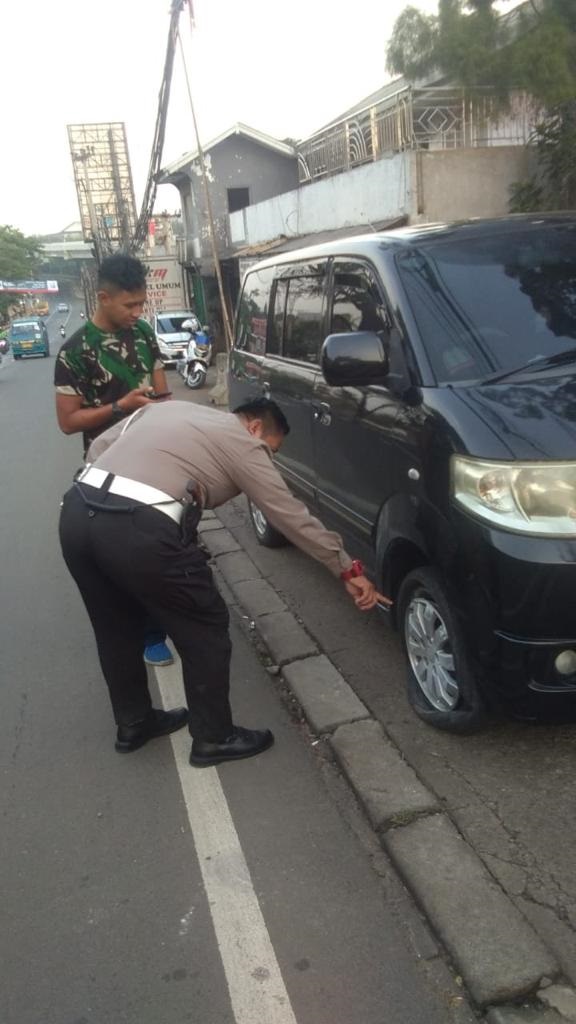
153, 310, 199, 366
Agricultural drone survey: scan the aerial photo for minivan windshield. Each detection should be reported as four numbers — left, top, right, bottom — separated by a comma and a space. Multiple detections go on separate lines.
395, 222, 576, 384
10, 322, 41, 339
156, 315, 194, 334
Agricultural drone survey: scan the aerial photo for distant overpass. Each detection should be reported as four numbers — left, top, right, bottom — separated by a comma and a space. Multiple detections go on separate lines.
41, 239, 93, 261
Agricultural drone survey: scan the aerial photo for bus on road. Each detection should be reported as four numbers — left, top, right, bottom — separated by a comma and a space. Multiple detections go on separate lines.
9, 317, 50, 358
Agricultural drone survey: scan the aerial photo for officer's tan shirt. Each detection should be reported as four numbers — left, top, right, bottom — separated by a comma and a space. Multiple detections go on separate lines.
86, 401, 353, 577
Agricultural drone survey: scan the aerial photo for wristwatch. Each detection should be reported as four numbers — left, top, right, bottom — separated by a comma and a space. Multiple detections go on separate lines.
110, 400, 124, 421
340, 560, 364, 581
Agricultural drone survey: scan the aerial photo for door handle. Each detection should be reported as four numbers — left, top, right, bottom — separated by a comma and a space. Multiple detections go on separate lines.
312, 402, 331, 426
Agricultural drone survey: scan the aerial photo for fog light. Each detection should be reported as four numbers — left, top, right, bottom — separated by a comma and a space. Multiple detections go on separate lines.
554, 650, 576, 676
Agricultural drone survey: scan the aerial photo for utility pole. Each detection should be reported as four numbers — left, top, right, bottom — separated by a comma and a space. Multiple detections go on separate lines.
178, 1, 234, 352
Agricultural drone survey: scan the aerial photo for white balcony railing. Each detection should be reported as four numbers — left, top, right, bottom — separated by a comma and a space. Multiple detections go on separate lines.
298, 86, 537, 184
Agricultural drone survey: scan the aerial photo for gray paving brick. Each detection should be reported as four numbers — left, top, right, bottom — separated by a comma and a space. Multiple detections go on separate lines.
283, 655, 369, 733
330, 719, 438, 830
385, 814, 558, 1006
539, 985, 576, 1021
216, 551, 261, 584
230, 579, 285, 618
198, 517, 224, 532
486, 1007, 562, 1024
202, 529, 241, 557
256, 612, 317, 665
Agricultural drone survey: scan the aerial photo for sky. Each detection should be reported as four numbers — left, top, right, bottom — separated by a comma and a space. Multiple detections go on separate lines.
1, 0, 522, 237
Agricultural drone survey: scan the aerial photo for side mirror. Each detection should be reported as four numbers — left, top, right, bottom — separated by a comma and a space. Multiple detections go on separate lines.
321, 331, 389, 387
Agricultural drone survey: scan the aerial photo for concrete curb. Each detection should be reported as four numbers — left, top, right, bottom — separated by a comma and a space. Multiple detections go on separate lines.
202, 517, 568, 1016
486, 1009, 563, 1024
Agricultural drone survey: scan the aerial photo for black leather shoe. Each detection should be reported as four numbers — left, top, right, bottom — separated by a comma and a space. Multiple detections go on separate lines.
115, 707, 188, 753
189, 725, 274, 767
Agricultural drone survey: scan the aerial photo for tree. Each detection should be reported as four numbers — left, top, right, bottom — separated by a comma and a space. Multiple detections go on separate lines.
0, 225, 43, 322
386, 0, 576, 211
0, 225, 42, 279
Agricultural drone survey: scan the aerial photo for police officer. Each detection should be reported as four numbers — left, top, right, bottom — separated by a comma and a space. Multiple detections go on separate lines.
59, 397, 388, 767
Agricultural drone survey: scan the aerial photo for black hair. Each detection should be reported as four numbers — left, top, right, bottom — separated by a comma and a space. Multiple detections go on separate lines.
232, 397, 290, 437
97, 253, 147, 293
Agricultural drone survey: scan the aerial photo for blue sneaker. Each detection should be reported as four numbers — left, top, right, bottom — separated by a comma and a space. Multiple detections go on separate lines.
144, 641, 174, 667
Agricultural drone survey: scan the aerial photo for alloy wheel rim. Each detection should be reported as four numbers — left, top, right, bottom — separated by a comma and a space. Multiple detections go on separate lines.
405, 596, 459, 712
250, 503, 268, 537
187, 369, 205, 387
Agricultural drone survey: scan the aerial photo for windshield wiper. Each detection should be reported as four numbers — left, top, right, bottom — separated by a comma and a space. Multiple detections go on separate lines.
480, 347, 576, 385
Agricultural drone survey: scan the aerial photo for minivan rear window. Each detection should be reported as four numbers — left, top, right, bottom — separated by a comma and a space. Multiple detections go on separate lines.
396, 224, 576, 383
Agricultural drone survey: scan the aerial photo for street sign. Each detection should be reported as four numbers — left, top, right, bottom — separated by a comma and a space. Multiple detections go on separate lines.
0, 280, 59, 293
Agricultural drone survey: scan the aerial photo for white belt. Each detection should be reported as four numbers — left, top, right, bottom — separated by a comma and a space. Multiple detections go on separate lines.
78, 465, 184, 524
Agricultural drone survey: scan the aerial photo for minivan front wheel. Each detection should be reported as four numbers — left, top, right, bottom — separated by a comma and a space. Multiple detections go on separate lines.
397, 567, 487, 734
247, 500, 289, 548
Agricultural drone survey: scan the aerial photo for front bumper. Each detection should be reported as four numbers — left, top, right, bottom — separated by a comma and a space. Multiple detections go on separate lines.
158, 346, 185, 365
450, 513, 576, 720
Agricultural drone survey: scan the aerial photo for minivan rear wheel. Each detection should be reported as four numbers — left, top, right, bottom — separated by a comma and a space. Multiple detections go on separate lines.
247, 500, 289, 548
397, 567, 487, 734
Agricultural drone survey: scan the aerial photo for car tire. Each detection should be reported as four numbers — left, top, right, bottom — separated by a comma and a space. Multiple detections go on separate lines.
248, 499, 289, 548
397, 567, 487, 734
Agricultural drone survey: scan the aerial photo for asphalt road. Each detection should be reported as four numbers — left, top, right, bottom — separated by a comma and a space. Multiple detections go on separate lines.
0, 312, 473, 1023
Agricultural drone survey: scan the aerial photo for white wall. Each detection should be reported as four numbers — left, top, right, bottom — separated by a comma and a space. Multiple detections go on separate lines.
229, 145, 533, 248
229, 153, 411, 245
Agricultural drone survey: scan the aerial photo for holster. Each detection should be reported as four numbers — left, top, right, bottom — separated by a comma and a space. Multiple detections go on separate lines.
180, 479, 204, 545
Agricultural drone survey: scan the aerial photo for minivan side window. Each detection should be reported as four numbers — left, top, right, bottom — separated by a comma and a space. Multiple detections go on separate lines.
236, 266, 274, 354
283, 275, 324, 364
330, 262, 389, 337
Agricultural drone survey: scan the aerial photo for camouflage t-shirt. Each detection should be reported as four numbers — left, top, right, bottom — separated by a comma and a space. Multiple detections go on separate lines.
54, 318, 163, 452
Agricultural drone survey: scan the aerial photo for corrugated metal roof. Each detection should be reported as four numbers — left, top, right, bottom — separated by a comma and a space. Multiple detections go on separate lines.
225, 217, 407, 260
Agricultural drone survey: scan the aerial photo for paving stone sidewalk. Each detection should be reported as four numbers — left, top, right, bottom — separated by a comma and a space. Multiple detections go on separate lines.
200, 513, 576, 1022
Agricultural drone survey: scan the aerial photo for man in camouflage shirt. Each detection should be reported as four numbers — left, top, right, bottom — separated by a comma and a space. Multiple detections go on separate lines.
55, 253, 168, 456
55, 252, 174, 669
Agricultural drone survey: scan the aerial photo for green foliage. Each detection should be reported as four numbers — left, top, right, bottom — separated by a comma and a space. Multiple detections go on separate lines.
386, 0, 576, 105
386, 0, 576, 213
386, 6, 438, 81
0, 225, 42, 281
0, 225, 43, 324
509, 178, 544, 212
512, 98, 576, 211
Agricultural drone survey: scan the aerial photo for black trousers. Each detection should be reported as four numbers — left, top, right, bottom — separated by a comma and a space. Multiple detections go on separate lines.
59, 485, 233, 741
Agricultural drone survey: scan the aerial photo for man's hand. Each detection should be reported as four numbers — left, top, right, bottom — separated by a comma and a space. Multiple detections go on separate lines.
118, 387, 156, 413
344, 575, 393, 612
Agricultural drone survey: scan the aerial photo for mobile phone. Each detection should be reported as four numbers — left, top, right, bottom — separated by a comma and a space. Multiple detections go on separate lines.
149, 391, 172, 400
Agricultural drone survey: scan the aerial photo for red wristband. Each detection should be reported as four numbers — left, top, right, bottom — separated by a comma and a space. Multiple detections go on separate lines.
340, 560, 364, 582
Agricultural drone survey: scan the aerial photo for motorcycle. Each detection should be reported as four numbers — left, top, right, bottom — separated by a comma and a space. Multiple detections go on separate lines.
59, 326, 66, 339
178, 324, 212, 390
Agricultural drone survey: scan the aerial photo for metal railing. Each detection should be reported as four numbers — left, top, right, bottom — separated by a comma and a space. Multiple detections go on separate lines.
298, 86, 536, 183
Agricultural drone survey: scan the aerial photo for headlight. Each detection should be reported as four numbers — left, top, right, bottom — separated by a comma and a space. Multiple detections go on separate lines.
452, 456, 576, 536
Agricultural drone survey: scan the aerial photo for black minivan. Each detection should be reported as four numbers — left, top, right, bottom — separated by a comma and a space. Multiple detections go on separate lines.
229, 215, 576, 732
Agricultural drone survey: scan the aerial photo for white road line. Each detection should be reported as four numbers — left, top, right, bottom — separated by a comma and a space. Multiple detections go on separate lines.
156, 658, 299, 1024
